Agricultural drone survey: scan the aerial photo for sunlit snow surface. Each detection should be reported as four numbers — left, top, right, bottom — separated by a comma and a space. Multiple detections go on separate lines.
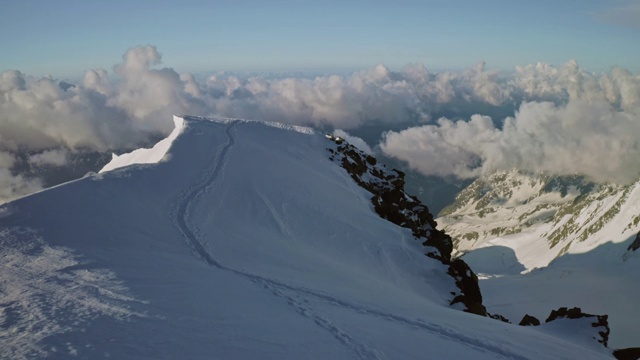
0, 116, 612, 359
438, 171, 640, 348
99, 115, 186, 173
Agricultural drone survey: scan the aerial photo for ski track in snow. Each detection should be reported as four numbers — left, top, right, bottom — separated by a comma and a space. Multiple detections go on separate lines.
174, 121, 237, 268
256, 279, 383, 360
173, 121, 531, 360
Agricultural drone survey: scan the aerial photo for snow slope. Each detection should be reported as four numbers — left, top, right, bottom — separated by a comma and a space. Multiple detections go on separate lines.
470, 243, 640, 349
438, 170, 640, 270
437, 170, 640, 348
0, 117, 613, 359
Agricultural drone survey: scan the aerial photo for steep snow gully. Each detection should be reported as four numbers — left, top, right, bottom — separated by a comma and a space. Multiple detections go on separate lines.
171, 119, 535, 360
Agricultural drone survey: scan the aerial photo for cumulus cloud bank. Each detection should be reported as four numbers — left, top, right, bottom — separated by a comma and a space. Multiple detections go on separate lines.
0, 152, 42, 203
0, 46, 196, 202
1, 45, 640, 202
381, 65, 640, 183
27, 149, 69, 167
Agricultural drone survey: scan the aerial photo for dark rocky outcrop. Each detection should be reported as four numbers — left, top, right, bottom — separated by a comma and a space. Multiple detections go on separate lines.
327, 139, 486, 316
544, 307, 610, 347
489, 313, 510, 323
448, 258, 486, 316
614, 348, 640, 360
518, 314, 541, 326
423, 229, 454, 263
514, 307, 610, 347
327, 138, 624, 350
326, 137, 617, 350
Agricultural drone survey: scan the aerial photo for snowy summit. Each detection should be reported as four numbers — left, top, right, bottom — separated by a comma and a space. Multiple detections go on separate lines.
0, 116, 614, 359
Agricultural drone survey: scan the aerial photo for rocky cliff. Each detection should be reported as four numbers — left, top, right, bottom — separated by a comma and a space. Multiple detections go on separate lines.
327, 137, 486, 316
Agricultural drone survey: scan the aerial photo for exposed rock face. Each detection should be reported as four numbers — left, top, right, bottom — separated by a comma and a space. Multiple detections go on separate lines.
489, 313, 510, 323
613, 348, 640, 360
325, 138, 617, 350
447, 258, 486, 316
515, 308, 609, 346
627, 232, 640, 252
544, 307, 610, 347
327, 139, 486, 316
519, 314, 541, 326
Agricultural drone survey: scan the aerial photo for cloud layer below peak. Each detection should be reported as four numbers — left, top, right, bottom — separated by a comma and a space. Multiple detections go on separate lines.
1, 45, 640, 203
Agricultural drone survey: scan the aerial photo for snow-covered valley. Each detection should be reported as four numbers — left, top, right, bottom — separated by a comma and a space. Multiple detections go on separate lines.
0, 116, 618, 359
437, 170, 640, 349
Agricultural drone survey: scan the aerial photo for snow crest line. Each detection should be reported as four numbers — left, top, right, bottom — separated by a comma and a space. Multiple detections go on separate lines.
173, 121, 531, 360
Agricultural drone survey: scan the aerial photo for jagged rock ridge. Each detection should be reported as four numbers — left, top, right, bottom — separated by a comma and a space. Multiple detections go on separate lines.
546, 307, 610, 347
327, 140, 619, 350
517, 307, 610, 347
327, 139, 486, 316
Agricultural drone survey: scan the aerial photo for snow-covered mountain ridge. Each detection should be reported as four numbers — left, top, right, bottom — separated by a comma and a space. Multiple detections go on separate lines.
0, 116, 615, 359
438, 170, 640, 269
436, 169, 640, 349
327, 139, 493, 318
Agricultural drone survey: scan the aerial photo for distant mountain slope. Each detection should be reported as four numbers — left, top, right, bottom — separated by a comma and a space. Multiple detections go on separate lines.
438, 170, 640, 269
0, 117, 612, 359
437, 170, 640, 348
468, 239, 640, 350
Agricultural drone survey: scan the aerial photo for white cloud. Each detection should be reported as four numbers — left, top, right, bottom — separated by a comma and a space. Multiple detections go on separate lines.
1, 45, 640, 204
108, 46, 194, 130
205, 61, 521, 129
0, 152, 43, 204
333, 130, 373, 155
380, 115, 499, 179
27, 149, 69, 167
3, 48, 617, 158
0, 152, 15, 169
380, 59, 640, 184
381, 96, 640, 184
0, 46, 209, 153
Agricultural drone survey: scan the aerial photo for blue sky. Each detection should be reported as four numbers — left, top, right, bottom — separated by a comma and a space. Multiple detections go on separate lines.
1, 0, 639, 77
